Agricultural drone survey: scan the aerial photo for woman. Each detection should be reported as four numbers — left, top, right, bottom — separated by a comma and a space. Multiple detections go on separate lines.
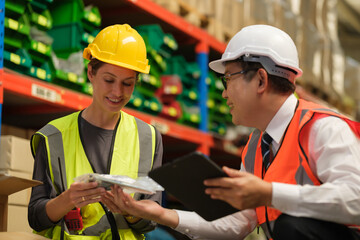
28, 24, 163, 240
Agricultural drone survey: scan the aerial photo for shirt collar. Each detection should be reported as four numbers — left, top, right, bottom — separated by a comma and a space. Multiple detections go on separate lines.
265, 94, 298, 145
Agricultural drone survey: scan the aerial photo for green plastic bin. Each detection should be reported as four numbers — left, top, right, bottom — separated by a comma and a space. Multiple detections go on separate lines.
27, 62, 52, 82
3, 49, 32, 74
4, 15, 31, 51
27, 3, 53, 30
48, 22, 84, 58
136, 24, 178, 59
50, 0, 84, 26
128, 89, 145, 111
26, 39, 52, 66
82, 5, 101, 32
5, 0, 30, 19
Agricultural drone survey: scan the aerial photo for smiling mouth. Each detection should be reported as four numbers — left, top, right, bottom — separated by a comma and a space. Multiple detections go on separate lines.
107, 97, 121, 103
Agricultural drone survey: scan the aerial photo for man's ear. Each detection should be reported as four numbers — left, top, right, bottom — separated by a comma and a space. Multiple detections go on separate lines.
257, 68, 269, 93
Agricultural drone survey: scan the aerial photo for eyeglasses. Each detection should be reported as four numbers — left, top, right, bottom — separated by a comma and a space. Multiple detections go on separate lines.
220, 69, 257, 90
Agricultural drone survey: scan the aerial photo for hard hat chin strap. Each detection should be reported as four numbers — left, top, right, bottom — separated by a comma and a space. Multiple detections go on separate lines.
241, 54, 297, 83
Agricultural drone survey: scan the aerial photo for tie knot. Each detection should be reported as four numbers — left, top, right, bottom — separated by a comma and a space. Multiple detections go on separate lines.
262, 133, 272, 146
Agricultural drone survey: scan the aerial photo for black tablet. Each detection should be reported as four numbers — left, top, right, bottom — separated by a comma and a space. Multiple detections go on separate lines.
148, 151, 238, 221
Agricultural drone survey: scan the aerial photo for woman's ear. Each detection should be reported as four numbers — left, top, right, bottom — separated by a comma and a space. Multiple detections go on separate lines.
257, 68, 269, 93
87, 65, 94, 83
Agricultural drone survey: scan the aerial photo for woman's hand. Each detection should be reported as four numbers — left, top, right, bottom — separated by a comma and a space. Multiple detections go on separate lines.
46, 181, 106, 222
67, 181, 106, 208
102, 185, 179, 228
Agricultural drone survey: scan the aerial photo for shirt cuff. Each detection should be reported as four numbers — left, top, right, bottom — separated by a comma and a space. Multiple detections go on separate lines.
272, 182, 300, 213
174, 210, 200, 238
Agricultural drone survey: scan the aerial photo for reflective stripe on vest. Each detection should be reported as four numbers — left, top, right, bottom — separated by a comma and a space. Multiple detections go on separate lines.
31, 111, 155, 239
241, 99, 360, 239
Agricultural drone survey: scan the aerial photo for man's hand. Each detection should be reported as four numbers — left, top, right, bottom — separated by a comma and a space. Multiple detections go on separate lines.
102, 185, 179, 228
204, 166, 272, 210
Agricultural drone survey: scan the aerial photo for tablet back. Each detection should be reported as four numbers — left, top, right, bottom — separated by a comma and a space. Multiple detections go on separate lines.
148, 152, 238, 221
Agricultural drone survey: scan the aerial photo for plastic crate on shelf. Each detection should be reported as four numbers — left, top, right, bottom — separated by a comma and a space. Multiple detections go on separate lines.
51, 68, 85, 92
136, 24, 178, 59
48, 22, 86, 59
31, 0, 53, 12
50, 0, 84, 26
177, 101, 201, 128
82, 82, 93, 96
128, 89, 145, 111
142, 96, 162, 116
138, 73, 162, 93
27, 3, 53, 30
155, 75, 182, 103
27, 62, 52, 82
181, 62, 201, 88
4, 16, 31, 50
3, 48, 32, 74
159, 100, 182, 121
179, 87, 198, 104
26, 39, 52, 66
208, 121, 227, 136
5, 0, 30, 19
82, 5, 101, 33
165, 55, 194, 82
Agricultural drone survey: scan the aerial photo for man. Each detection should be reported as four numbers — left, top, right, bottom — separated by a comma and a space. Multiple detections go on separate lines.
204, 24, 360, 240
108, 25, 360, 240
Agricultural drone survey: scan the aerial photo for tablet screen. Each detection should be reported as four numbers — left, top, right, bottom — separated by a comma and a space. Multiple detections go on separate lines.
148, 151, 238, 221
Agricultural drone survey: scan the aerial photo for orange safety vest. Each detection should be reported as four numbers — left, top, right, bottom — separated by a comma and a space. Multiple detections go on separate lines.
241, 99, 360, 238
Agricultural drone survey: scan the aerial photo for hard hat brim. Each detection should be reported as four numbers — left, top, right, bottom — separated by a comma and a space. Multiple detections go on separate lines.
209, 58, 227, 74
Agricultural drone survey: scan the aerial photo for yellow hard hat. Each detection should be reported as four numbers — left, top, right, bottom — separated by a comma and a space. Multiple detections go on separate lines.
83, 24, 150, 74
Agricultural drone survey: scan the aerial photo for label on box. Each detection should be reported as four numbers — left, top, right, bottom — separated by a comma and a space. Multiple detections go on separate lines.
10, 53, 21, 65
31, 84, 58, 103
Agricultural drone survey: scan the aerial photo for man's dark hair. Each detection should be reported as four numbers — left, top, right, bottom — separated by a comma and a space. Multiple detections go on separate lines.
227, 57, 296, 94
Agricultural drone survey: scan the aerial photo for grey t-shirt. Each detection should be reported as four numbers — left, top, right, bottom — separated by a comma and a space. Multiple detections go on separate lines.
28, 113, 163, 234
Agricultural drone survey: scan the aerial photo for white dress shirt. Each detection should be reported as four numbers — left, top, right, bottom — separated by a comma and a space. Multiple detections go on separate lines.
174, 94, 360, 239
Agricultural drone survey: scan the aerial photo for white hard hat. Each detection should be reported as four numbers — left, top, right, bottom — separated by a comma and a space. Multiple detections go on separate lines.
209, 24, 303, 83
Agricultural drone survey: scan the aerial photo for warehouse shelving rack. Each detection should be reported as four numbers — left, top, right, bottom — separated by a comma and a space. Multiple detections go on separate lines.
0, 0, 243, 168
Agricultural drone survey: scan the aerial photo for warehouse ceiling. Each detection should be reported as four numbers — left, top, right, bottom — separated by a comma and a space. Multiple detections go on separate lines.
337, 0, 360, 62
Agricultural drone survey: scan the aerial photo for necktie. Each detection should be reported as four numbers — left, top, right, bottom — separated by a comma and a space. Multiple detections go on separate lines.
261, 133, 273, 172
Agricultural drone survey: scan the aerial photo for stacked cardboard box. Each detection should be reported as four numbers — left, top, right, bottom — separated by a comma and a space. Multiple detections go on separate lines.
0, 135, 39, 232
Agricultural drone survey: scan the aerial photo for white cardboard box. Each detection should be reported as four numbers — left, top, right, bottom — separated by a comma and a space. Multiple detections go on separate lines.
0, 135, 34, 174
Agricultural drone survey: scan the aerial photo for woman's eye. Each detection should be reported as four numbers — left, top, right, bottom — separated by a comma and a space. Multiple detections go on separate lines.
104, 79, 114, 83
123, 82, 132, 87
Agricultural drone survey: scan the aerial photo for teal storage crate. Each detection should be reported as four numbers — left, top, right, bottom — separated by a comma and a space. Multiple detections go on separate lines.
165, 55, 190, 81
128, 89, 145, 111
142, 95, 162, 116
208, 121, 227, 136
31, 0, 53, 12
3, 48, 32, 74
27, 62, 52, 82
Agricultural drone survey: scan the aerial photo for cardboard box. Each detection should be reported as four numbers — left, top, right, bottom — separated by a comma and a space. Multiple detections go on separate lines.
0, 174, 41, 231
0, 232, 48, 239
0, 135, 34, 174
7, 205, 32, 233
1, 125, 28, 139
